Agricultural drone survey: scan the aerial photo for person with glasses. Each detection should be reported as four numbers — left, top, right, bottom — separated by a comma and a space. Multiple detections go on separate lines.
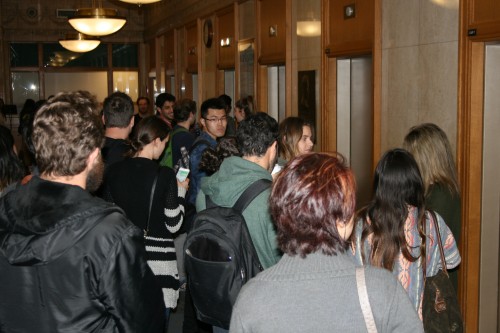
187, 97, 227, 205
196, 112, 282, 333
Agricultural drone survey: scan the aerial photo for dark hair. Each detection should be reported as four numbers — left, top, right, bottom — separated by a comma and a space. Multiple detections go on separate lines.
235, 97, 253, 119
358, 148, 426, 270
102, 92, 134, 128
33, 91, 103, 177
155, 93, 176, 109
136, 96, 150, 105
200, 97, 225, 119
199, 137, 240, 174
278, 117, 315, 161
236, 112, 278, 157
18, 99, 36, 135
270, 153, 356, 257
174, 99, 197, 122
22, 99, 46, 165
0, 125, 24, 191
218, 94, 232, 113
128, 116, 170, 157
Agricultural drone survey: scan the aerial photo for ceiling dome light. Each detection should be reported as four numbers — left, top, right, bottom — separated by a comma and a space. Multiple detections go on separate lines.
69, 7, 126, 37
59, 33, 100, 53
118, 0, 162, 5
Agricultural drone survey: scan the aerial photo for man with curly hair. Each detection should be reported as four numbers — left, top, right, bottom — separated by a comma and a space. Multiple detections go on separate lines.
0, 91, 165, 333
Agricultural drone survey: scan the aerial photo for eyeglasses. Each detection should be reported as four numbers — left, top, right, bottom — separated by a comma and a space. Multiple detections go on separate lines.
203, 116, 227, 124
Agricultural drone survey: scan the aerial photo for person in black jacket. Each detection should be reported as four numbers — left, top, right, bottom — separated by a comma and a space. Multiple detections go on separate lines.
0, 91, 165, 333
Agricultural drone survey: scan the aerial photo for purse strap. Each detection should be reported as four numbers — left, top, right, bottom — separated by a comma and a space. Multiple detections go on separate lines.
423, 210, 448, 281
355, 267, 378, 333
144, 168, 160, 236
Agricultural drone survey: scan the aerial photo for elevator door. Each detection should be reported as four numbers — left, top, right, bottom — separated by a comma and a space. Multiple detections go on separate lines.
336, 56, 373, 208
479, 42, 500, 333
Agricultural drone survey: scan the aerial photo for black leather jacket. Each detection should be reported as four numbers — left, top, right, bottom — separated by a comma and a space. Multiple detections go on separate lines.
0, 177, 165, 332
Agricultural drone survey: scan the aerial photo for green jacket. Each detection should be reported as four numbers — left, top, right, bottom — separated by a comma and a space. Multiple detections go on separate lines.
196, 156, 281, 269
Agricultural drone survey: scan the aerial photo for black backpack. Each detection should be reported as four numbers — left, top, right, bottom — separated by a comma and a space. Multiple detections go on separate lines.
184, 179, 271, 329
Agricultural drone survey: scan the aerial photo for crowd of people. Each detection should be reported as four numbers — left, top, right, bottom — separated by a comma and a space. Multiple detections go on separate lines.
0, 90, 461, 332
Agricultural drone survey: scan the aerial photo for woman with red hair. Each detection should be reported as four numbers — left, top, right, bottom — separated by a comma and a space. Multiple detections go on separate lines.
229, 153, 423, 332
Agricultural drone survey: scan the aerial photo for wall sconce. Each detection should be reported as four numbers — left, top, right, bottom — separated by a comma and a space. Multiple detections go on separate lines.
296, 21, 321, 37
188, 46, 196, 56
344, 4, 356, 19
269, 25, 277, 37
220, 37, 232, 47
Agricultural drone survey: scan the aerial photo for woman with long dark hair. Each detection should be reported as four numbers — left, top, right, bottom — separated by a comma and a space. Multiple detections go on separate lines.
103, 116, 189, 326
352, 148, 461, 319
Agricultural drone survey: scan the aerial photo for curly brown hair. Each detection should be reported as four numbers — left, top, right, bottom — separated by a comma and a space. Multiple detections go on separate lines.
33, 91, 103, 177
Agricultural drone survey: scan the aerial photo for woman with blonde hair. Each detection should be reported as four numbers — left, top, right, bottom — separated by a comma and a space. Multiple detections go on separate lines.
402, 123, 460, 242
403, 123, 461, 290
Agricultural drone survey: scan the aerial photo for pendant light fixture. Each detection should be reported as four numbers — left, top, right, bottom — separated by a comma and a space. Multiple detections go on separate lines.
69, 1, 126, 37
59, 33, 101, 53
118, 0, 162, 5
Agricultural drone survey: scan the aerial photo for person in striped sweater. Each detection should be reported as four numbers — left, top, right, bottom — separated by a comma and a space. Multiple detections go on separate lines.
103, 115, 189, 328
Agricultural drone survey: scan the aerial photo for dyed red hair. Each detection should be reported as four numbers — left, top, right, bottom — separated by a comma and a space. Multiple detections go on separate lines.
270, 153, 356, 257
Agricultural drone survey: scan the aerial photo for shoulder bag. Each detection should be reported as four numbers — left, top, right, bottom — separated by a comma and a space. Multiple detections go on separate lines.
422, 211, 463, 333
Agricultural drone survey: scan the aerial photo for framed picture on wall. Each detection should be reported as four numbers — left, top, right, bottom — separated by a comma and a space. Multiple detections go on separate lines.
298, 70, 316, 126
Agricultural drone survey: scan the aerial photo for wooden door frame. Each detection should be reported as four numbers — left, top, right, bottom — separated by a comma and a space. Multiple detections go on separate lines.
458, 0, 500, 330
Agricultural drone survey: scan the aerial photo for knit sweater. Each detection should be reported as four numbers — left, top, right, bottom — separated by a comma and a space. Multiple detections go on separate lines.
230, 252, 423, 333
103, 157, 187, 308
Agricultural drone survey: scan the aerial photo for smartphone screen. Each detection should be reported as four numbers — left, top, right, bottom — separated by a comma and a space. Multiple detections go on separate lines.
176, 167, 190, 182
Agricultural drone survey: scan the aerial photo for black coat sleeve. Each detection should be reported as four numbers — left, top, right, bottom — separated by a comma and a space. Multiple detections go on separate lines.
97, 219, 166, 333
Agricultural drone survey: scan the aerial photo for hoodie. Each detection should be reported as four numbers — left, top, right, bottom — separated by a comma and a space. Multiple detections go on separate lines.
196, 156, 281, 269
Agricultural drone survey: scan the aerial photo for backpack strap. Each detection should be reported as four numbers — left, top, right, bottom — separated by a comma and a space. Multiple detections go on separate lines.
233, 179, 272, 213
189, 138, 211, 154
205, 179, 272, 211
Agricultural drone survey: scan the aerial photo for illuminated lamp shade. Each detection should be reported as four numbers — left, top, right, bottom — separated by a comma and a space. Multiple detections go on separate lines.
59, 33, 100, 53
69, 8, 126, 37
296, 21, 321, 37
118, 0, 162, 5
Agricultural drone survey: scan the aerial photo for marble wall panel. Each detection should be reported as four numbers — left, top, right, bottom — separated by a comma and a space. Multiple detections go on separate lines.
420, 0, 459, 44
382, 0, 420, 49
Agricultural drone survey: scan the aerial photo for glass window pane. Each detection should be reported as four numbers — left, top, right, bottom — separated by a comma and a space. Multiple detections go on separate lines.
112, 44, 138, 68
112, 71, 139, 102
45, 72, 108, 102
11, 72, 40, 110
10, 43, 38, 67
43, 43, 108, 68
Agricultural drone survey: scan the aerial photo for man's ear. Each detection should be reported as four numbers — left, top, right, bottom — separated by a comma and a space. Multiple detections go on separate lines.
87, 148, 100, 169
129, 116, 134, 128
200, 117, 206, 129
101, 114, 106, 125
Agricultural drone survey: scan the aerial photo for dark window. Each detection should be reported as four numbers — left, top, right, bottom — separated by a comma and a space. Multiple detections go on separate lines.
10, 43, 38, 67
42, 43, 108, 68
112, 44, 138, 68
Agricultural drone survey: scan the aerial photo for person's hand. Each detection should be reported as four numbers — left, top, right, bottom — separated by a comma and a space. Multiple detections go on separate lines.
178, 178, 189, 190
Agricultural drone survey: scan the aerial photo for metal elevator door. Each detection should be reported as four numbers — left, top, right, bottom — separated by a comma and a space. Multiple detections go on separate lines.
336, 56, 374, 208
479, 42, 500, 333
